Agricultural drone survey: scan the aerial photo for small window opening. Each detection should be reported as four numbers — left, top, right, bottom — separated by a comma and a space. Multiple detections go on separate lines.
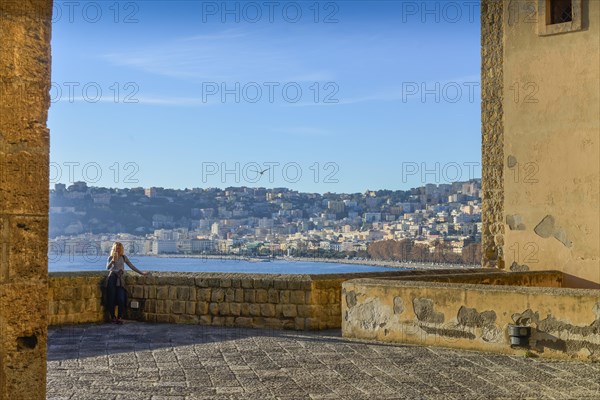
549, 0, 573, 24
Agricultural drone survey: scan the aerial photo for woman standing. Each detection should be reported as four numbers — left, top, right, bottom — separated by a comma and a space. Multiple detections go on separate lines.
105, 241, 148, 324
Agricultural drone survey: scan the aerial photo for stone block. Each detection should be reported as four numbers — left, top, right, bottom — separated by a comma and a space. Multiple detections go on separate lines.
234, 289, 244, 302
212, 316, 224, 326
199, 315, 212, 325
81, 286, 92, 299
297, 305, 312, 318
179, 314, 199, 324
211, 288, 225, 302
288, 281, 303, 290
244, 289, 255, 303
280, 290, 290, 303
132, 285, 144, 298
197, 288, 211, 302
241, 304, 250, 316
220, 279, 231, 288
176, 287, 190, 301
156, 314, 170, 323
235, 317, 253, 327
230, 278, 241, 288
72, 301, 83, 314
171, 301, 186, 315
145, 285, 157, 299
255, 289, 268, 303
282, 319, 296, 330
156, 287, 169, 300
155, 300, 166, 314
252, 317, 266, 328
145, 300, 156, 314
305, 318, 319, 330
185, 301, 196, 315
143, 313, 156, 323
196, 301, 209, 315
260, 304, 276, 317
305, 292, 314, 304
254, 279, 271, 289
72, 287, 82, 299
290, 290, 305, 305
241, 278, 253, 288
187, 287, 196, 301
48, 301, 58, 315
209, 303, 219, 315
229, 303, 241, 316
249, 304, 261, 317
194, 278, 209, 287
224, 316, 235, 327
273, 280, 287, 290
264, 318, 284, 329
267, 289, 279, 303
0, 154, 49, 215
224, 288, 235, 302
282, 305, 297, 318
218, 302, 230, 315
294, 318, 305, 330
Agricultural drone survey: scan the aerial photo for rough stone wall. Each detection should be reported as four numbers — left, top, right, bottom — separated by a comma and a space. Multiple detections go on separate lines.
0, 1, 52, 399
47, 270, 484, 329
342, 277, 600, 361
48, 274, 104, 326
481, 0, 505, 270
130, 274, 318, 330
48, 272, 415, 330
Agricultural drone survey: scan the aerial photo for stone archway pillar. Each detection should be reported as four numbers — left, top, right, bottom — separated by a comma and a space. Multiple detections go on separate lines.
481, 0, 504, 269
0, 1, 52, 399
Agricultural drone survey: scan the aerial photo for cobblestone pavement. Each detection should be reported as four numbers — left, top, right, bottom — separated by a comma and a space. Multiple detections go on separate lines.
47, 322, 600, 400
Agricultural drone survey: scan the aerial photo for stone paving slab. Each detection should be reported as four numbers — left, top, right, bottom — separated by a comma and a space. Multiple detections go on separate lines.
47, 322, 600, 399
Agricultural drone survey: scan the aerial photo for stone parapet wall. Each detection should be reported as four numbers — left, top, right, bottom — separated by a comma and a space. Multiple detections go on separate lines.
48, 269, 486, 329
342, 272, 600, 361
49, 270, 458, 328
48, 272, 105, 326
127, 273, 319, 330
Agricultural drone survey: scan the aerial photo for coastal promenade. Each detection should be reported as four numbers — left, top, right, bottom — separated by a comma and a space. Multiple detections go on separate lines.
47, 322, 600, 399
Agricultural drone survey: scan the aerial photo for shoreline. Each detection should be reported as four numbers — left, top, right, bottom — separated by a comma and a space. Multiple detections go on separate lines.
149, 254, 479, 270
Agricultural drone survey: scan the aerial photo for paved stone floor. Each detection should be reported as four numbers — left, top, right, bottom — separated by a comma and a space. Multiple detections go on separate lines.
47, 322, 600, 400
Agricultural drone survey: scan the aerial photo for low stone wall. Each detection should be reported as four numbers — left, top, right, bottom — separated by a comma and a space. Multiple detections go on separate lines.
48, 268, 487, 329
42, 270, 429, 328
48, 272, 105, 326
342, 271, 600, 361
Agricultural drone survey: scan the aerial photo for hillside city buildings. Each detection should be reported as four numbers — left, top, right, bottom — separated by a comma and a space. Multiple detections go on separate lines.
49, 180, 482, 260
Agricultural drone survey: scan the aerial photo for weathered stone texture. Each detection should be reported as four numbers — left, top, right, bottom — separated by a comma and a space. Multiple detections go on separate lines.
0, 1, 52, 399
48, 271, 434, 332
481, 0, 504, 269
342, 272, 600, 361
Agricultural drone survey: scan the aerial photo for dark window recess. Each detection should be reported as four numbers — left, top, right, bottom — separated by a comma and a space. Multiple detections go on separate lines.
550, 0, 573, 24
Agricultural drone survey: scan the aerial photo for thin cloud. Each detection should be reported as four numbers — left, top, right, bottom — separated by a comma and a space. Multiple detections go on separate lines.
99, 29, 336, 83
289, 74, 481, 107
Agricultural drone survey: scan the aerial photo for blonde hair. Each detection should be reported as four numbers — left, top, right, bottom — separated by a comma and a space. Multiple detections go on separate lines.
110, 242, 124, 260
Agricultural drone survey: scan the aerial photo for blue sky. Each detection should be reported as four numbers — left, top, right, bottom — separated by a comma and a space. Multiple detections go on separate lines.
49, 1, 481, 193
